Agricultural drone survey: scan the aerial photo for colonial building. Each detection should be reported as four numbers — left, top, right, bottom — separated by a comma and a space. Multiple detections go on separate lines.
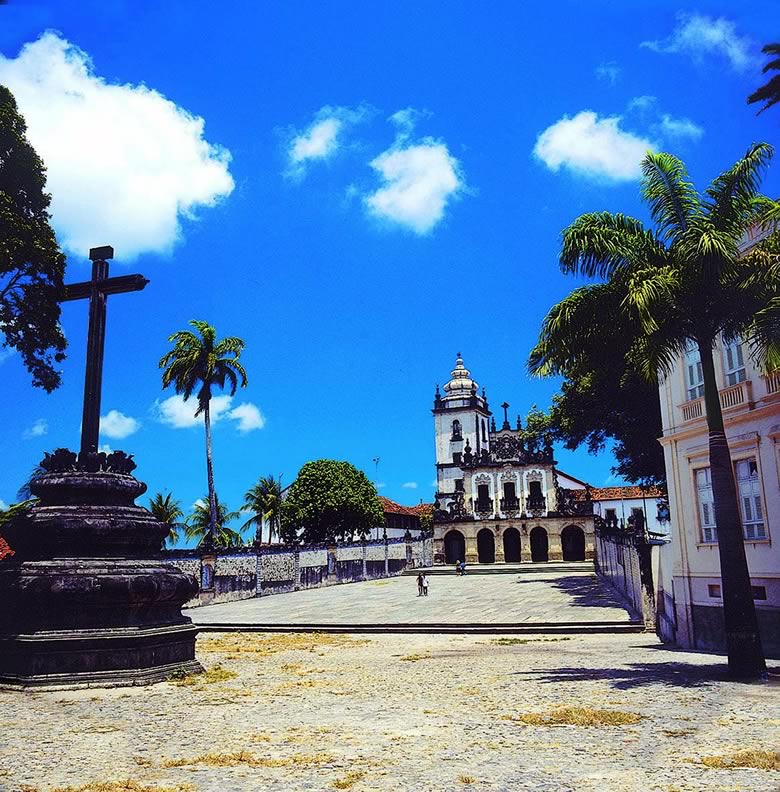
656, 336, 780, 656
432, 355, 595, 565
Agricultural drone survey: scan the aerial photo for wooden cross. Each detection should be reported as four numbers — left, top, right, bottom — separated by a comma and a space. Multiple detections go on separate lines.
62, 246, 149, 455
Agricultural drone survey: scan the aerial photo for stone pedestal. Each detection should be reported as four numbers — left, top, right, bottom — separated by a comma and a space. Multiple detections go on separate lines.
0, 454, 200, 689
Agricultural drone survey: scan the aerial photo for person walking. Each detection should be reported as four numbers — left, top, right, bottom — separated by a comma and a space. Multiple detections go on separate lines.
416, 572, 424, 596
422, 574, 429, 596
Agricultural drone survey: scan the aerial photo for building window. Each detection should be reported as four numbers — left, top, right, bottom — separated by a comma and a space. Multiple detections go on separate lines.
452, 452, 462, 465
685, 344, 705, 400
708, 584, 722, 598
455, 479, 464, 492
735, 458, 765, 540
751, 585, 767, 601
451, 420, 462, 440
723, 339, 746, 386
696, 467, 717, 543
604, 508, 617, 527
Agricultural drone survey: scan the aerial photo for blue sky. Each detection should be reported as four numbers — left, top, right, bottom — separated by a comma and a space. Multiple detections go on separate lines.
1, 2, 778, 533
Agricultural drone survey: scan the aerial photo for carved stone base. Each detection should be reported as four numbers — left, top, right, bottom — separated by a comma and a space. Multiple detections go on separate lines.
0, 464, 200, 689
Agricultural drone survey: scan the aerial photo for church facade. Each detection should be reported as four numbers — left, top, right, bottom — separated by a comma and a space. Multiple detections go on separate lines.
432, 355, 595, 565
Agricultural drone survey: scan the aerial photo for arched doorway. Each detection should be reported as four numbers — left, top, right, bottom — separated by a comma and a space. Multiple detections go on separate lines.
444, 530, 466, 564
561, 525, 586, 561
503, 527, 521, 563
530, 526, 548, 562
477, 528, 495, 563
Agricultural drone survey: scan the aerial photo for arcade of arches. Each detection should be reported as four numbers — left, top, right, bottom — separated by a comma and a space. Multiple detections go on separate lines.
441, 521, 591, 564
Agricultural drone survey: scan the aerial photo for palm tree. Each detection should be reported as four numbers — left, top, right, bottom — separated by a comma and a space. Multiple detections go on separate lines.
242, 474, 284, 545
748, 43, 780, 115
159, 320, 248, 548
186, 494, 243, 549
529, 144, 780, 679
149, 492, 185, 547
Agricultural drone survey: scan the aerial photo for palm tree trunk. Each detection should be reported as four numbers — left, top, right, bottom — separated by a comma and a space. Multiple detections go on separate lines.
203, 400, 218, 548
699, 341, 766, 678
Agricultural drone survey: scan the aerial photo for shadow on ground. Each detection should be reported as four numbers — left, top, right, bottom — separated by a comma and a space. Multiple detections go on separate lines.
513, 661, 730, 689
513, 575, 631, 611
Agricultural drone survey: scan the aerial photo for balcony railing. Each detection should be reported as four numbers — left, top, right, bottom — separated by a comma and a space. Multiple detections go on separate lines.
526, 496, 546, 515
764, 370, 780, 396
499, 498, 520, 512
473, 498, 493, 515
678, 380, 753, 422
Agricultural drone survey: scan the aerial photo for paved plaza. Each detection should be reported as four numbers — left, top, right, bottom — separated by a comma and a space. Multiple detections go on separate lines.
2, 630, 778, 791
191, 568, 636, 629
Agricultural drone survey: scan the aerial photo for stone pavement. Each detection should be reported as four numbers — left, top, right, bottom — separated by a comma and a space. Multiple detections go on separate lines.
191, 569, 637, 630
2, 631, 778, 791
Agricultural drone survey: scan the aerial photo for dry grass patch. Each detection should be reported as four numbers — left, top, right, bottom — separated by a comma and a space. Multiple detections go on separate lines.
400, 653, 434, 662
170, 664, 237, 687
662, 728, 695, 738
42, 783, 196, 792
506, 707, 642, 727
199, 632, 367, 658
697, 750, 779, 771
332, 771, 365, 789
458, 775, 476, 785
162, 751, 335, 769
490, 637, 572, 646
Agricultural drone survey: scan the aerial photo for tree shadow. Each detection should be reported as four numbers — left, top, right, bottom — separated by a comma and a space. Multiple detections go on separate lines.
516, 574, 631, 611
511, 661, 728, 689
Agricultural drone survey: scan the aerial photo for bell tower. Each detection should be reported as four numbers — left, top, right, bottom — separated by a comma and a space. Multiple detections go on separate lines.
432, 353, 491, 498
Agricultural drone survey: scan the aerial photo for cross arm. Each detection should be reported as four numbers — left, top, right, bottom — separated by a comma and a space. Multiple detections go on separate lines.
62, 274, 150, 302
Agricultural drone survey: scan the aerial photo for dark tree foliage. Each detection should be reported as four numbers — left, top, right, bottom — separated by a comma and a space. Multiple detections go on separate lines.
279, 459, 385, 545
548, 364, 667, 487
748, 43, 780, 115
0, 85, 66, 391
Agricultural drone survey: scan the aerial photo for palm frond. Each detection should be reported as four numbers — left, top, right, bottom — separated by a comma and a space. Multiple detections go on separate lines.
641, 152, 700, 241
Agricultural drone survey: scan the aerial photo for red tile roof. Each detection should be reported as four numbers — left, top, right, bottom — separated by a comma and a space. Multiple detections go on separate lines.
378, 497, 434, 517
571, 486, 665, 501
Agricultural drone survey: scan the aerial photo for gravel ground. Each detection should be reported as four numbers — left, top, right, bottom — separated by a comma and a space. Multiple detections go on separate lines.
0, 632, 777, 792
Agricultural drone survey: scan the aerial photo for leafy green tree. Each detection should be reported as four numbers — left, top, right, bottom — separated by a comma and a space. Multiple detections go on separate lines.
546, 350, 667, 487
0, 85, 66, 391
186, 494, 242, 549
748, 43, 780, 115
148, 491, 185, 547
242, 474, 284, 545
159, 320, 248, 548
279, 460, 384, 545
529, 144, 780, 679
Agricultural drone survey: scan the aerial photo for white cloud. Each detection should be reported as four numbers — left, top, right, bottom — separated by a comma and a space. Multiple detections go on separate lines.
656, 114, 704, 142
627, 95, 657, 113
402, 481, 418, 489
24, 419, 48, 438
0, 32, 234, 259
0, 499, 8, 511
98, 444, 112, 454
365, 138, 464, 233
287, 105, 369, 178
595, 61, 621, 86
534, 111, 655, 182
642, 14, 756, 72
376, 482, 387, 490
228, 402, 266, 433
154, 394, 264, 433
99, 409, 140, 439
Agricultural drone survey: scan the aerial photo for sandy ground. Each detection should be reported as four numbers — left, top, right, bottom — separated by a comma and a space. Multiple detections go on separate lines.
1, 631, 778, 792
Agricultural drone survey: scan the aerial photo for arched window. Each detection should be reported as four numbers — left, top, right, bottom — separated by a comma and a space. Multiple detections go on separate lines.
451, 420, 462, 440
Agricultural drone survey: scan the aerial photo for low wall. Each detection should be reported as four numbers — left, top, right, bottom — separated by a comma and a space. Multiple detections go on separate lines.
161, 537, 433, 608
594, 529, 656, 629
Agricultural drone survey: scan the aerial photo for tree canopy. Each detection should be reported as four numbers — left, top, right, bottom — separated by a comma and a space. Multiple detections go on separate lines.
242, 474, 284, 544
279, 459, 384, 545
148, 492, 185, 548
0, 85, 67, 391
186, 494, 243, 549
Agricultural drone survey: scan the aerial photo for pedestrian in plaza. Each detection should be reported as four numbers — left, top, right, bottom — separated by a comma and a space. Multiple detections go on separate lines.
416, 572, 424, 596
422, 574, 429, 596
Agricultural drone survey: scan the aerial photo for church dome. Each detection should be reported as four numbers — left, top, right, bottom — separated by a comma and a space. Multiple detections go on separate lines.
443, 353, 478, 397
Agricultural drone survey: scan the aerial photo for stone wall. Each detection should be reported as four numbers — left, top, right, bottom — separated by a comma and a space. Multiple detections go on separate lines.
160, 537, 433, 608
594, 530, 656, 629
